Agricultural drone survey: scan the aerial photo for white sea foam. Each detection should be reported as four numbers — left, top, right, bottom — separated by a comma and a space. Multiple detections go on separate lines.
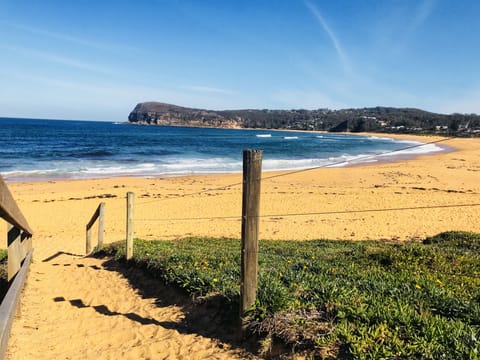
0, 125, 448, 181
367, 135, 395, 141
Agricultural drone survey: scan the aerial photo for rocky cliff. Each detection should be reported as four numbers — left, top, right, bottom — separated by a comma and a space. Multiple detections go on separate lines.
128, 102, 241, 128
128, 101, 480, 135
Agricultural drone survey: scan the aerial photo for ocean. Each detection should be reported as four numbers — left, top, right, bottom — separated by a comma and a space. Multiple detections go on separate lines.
0, 117, 445, 181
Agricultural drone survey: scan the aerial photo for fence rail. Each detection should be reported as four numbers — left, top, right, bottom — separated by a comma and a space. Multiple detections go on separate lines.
0, 178, 32, 237
0, 176, 34, 359
0, 177, 33, 281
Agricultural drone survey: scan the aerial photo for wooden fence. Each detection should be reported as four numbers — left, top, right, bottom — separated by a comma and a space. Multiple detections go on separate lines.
85, 202, 105, 254
0, 176, 33, 358
121, 150, 262, 326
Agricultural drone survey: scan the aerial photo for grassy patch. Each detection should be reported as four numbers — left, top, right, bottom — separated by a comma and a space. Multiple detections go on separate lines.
0, 249, 7, 263
0, 249, 9, 300
97, 231, 480, 359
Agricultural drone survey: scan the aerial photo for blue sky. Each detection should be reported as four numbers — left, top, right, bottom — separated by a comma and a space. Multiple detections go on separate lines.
1, 0, 479, 121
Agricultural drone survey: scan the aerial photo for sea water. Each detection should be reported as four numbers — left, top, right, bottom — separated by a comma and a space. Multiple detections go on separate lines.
0, 117, 444, 181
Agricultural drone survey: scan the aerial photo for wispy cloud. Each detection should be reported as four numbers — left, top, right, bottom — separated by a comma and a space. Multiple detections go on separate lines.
409, 0, 435, 35
382, 0, 436, 56
0, 69, 183, 119
181, 85, 234, 95
304, 1, 351, 74
271, 89, 346, 110
0, 69, 247, 118
6, 45, 113, 74
2, 21, 137, 52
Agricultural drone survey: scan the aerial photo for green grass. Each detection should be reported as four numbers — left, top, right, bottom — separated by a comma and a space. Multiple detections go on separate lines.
0, 249, 9, 300
0, 249, 7, 263
98, 231, 480, 359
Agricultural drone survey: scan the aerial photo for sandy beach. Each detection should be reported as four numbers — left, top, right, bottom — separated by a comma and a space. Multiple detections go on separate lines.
5, 134, 480, 359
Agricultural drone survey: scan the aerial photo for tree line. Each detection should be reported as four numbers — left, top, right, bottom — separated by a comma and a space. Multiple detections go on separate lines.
128, 102, 480, 136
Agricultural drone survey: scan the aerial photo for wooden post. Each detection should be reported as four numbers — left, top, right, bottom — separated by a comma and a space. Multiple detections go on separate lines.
240, 149, 262, 320
97, 202, 105, 249
20, 233, 32, 258
7, 225, 21, 282
85, 202, 105, 254
126, 192, 134, 260
86, 226, 92, 255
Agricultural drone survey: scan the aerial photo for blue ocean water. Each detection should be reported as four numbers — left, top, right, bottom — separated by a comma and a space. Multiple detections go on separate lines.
0, 118, 444, 181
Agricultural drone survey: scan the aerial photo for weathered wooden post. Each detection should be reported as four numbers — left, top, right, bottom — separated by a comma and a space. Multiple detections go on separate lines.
85, 225, 92, 255
85, 202, 105, 254
240, 149, 262, 323
126, 192, 134, 260
7, 225, 21, 282
97, 202, 105, 249
20, 233, 31, 263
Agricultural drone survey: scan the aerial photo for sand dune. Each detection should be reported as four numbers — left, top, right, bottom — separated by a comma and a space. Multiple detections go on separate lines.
5, 134, 480, 359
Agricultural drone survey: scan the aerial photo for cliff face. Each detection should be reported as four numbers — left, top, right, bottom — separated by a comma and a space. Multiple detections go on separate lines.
128, 101, 480, 135
128, 102, 241, 128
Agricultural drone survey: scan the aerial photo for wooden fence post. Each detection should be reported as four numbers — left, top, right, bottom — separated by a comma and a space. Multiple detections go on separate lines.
126, 192, 134, 260
240, 149, 262, 321
7, 225, 21, 282
97, 202, 105, 249
21, 233, 32, 258
85, 226, 92, 255
85, 202, 106, 254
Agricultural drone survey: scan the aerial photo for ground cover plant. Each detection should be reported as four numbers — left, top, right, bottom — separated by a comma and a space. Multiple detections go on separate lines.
98, 231, 480, 359
0, 249, 9, 300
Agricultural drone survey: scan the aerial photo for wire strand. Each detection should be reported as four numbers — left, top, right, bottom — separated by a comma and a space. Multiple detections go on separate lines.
262, 136, 453, 182
135, 202, 480, 222
134, 136, 455, 207
135, 180, 243, 206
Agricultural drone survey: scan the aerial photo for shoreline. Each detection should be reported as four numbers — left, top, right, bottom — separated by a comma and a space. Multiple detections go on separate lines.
4, 135, 480, 249
344, 132, 456, 167
2, 132, 454, 184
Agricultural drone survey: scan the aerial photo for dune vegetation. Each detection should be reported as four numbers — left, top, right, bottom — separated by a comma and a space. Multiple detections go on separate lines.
97, 231, 479, 359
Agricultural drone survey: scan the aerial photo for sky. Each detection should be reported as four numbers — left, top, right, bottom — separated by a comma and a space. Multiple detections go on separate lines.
1, 0, 480, 121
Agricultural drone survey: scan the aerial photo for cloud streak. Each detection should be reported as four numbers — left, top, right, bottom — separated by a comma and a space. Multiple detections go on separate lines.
3, 21, 137, 52
304, 1, 351, 73
410, 0, 435, 35
271, 88, 346, 110
5, 45, 113, 75
384, 0, 436, 56
181, 85, 234, 95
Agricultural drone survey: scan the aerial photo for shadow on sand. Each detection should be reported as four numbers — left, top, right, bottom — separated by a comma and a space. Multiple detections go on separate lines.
79, 256, 261, 357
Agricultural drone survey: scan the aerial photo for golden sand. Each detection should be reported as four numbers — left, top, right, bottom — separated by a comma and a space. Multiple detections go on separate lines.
5, 134, 480, 359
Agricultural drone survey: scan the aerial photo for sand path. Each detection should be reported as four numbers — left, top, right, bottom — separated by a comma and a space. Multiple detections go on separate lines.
5, 178, 258, 358
7, 245, 251, 359
4, 134, 480, 359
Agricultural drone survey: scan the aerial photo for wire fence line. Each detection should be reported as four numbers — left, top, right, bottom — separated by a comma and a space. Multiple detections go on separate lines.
134, 136, 456, 208
261, 136, 453, 182
135, 182, 243, 206
131, 135, 476, 226
135, 202, 480, 223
